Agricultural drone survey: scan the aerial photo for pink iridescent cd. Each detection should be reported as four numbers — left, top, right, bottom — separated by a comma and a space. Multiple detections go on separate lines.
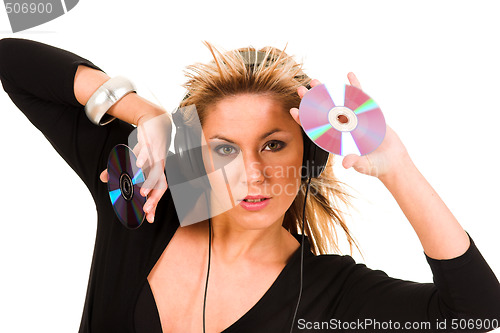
298, 83, 386, 156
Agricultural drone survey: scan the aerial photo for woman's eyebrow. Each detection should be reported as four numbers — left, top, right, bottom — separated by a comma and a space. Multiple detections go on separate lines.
209, 128, 284, 143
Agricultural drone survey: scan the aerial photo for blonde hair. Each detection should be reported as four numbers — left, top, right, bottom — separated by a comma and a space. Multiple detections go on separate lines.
179, 41, 361, 256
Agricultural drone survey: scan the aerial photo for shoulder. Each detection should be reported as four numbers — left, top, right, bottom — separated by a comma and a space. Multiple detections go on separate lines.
296, 234, 368, 276
305, 252, 370, 276
302, 248, 393, 292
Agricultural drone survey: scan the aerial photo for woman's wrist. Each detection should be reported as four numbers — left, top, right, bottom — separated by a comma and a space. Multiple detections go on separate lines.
108, 92, 166, 126
378, 152, 414, 186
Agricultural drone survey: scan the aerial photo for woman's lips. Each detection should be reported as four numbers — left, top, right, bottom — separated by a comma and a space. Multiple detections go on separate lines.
238, 197, 271, 211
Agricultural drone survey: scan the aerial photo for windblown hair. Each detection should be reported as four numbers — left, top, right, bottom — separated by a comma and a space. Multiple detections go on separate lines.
179, 41, 361, 256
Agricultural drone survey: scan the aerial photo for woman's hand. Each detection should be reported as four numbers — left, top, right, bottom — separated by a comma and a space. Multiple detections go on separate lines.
100, 108, 172, 223
289, 72, 411, 181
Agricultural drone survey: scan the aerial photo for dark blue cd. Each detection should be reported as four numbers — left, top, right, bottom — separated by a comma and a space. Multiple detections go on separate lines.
107, 144, 146, 229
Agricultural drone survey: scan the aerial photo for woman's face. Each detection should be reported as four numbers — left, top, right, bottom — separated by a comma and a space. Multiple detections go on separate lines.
201, 93, 304, 230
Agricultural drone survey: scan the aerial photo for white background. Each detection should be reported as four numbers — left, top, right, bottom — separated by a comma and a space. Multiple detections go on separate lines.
1, 0, 499, 331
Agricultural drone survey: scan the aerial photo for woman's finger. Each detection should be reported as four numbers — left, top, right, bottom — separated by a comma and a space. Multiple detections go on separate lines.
100, 169, 108, 183
297, 86, 308, 99
132, 143, 141, 159
143, 177, 168, 223
141, 160, 166, 196
143, 186, 166, 216
342, 154, 360, 170
297, 78, 323, 99
309, 79, 322, 88
347, 72, 362, 90
289, 107, 301, 126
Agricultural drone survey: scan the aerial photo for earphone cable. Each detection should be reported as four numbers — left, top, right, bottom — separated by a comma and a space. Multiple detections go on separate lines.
203, 216, 212, 333
289, 174, 312, 333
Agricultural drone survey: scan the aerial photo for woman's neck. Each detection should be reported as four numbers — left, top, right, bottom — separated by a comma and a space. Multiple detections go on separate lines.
187, 218, 300, 268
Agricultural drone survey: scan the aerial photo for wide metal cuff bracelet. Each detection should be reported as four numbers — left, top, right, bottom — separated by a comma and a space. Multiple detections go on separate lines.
84, 76, 136, 126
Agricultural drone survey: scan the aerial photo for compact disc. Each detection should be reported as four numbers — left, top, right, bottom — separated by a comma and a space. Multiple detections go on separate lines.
298, 84, 386, 156
107, 144, 146, 229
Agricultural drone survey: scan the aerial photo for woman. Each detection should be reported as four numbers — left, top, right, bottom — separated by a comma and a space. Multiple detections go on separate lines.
0, 37, 499, 333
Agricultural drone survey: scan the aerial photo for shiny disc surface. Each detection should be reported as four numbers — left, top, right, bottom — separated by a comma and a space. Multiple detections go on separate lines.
107, 144, 146, 229
299, 83, 386, 156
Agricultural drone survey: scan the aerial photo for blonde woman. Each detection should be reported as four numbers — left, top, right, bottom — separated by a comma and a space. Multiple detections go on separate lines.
0, 37, 499, 333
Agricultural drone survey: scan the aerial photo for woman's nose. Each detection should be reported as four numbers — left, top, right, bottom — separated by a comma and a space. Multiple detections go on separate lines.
244, 156, 265, 184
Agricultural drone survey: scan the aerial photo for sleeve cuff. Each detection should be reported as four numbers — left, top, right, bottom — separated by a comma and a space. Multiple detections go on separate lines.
424, 231, 475, 269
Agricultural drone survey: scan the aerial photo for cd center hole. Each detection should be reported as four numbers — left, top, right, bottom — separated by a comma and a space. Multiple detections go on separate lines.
119, 173, 134, 201
124, 181, 131, 195
337, 115, 349, 124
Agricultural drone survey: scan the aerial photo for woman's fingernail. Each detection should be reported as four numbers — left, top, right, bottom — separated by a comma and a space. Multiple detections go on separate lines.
150, 215, 155, 223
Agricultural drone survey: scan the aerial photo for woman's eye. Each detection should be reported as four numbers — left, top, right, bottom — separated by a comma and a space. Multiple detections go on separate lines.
264, 140, 286, 152
215, 145, 238, 156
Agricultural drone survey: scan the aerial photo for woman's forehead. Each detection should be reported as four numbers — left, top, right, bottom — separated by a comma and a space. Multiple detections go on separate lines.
203, 94, 290, 127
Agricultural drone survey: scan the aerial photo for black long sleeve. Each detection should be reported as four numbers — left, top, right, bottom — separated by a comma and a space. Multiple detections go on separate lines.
0, 37, 130, 204
0, 38, 178, 333
328, 233, 500, 331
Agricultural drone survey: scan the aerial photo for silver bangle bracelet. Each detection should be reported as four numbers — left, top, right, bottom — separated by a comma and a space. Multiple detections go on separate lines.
84, 76, 136, 126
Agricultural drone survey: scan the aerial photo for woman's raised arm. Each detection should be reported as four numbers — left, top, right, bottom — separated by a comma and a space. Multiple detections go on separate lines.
0, 38, 170, 221
0, 39, 140, 201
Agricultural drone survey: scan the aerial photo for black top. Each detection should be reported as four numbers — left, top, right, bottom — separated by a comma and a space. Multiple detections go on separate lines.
1, 37, 499, 333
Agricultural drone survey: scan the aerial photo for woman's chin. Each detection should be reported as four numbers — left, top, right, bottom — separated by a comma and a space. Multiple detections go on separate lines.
232, 210, 283, 231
